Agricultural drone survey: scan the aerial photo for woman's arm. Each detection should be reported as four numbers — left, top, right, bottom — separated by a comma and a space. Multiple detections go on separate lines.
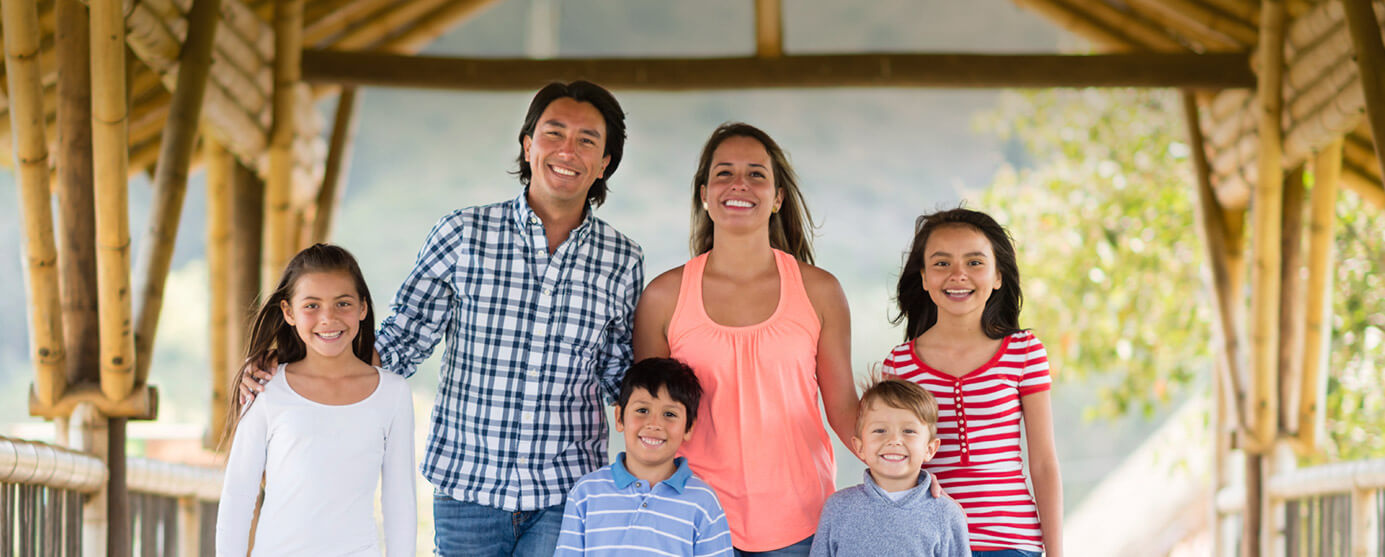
1022, 389, 1064, 557
632, 267, 682, 361
802, 264, 858, 448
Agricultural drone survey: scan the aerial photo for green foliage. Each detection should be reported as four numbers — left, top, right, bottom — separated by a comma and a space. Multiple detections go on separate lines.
976, 89, 1209, 419
976, 89, 1385, 462
1318, 192, 1385, 462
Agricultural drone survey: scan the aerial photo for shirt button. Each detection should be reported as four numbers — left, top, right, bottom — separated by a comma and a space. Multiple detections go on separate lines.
642, 503, 648, 508
522, 412, 534, 422
518, 457, 529, 465
634, 482, 641, 487
527, 370, 539, 377
542, 287, 553, 296
534, 324, 547, 336
529, 216, 539, 225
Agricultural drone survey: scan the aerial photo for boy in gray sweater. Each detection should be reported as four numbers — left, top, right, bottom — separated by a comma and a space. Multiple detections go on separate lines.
810, 379, 970, 557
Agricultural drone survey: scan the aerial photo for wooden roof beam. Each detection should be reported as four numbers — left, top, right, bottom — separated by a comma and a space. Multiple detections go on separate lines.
1343, 0, 1385, 185
1129, 0, 1258, 47
301, 51, 1255, 90
755, 0, 783, 58
1031, 0, 1187, 51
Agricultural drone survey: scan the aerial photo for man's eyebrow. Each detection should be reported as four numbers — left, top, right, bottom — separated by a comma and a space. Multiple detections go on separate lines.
928, 251, 990, 258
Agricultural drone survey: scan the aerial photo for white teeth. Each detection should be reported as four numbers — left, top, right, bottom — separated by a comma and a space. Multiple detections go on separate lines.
639, 436, 665, 447
317, 331, 343, 339
945, 289, 972, 295
880, 454, 907, 462
551, 166, 577, 177
724, 199, 754, 208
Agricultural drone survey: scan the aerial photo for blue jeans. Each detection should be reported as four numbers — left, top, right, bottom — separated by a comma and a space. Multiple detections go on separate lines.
432, 492, 563, 556
735, 535, 814, 557
973, 550, 1043, 557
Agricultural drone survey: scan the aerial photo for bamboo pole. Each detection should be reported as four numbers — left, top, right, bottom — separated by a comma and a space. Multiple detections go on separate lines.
1248, 0, 1286, 452
55, 0, 100, 389
1277, 168, 1307, 435
755, 0, 783, 58
301, 50, 1257, 90
90, 0, 136, 402
1295, 139, 1341, 453
310, 87, 359, 244
330, 0, 452, 51
133, 0, 223, 386
1134, 0, 1259, 46
1246, 2, 1287, 554
266, 0, 303, 290
1342, 0, 1385, 182
230, 160, 265, 376
1048, 0, 1188, 51
1125, 0, 1246, 50
205, 135, 232, 447
374, 0, 532, 54
1184, 90, 1250, 433
3, 0, 68, 407
1341, 163, 1385, 207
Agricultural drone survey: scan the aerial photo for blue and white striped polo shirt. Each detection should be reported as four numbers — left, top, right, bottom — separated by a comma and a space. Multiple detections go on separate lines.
556, 454, 733, 556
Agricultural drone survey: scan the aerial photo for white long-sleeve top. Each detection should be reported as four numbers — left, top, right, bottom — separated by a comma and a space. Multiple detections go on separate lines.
216, 364, 416, 556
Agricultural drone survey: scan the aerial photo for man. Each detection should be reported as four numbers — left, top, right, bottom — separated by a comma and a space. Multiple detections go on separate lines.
244, 81, 644, 556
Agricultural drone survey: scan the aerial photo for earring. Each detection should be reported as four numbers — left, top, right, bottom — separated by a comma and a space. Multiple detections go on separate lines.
702, 201, 709, 211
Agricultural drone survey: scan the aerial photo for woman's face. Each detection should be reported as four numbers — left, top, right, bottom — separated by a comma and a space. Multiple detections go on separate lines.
700, 135, 782, 230
919, 225, 1002, 322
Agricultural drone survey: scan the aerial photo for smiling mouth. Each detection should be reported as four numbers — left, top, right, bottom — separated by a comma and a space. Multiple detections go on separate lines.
316, 331, 344, 340
943, 289, 973, 299
549, 164, 578, 177
638, 435, 666, 448
878, 454, 908, 462
722, 199, 755, 209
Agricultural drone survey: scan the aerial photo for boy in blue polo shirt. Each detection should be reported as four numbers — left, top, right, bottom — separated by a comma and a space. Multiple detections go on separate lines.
555, 358, 732, 556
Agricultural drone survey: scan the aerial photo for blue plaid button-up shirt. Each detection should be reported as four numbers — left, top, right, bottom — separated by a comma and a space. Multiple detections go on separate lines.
376, 192, 644, 511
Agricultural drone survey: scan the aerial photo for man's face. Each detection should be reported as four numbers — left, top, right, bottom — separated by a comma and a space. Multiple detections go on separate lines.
522, 97, 611, 212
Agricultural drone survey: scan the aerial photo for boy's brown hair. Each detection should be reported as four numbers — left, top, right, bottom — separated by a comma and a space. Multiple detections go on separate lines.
856, 378, 939, 437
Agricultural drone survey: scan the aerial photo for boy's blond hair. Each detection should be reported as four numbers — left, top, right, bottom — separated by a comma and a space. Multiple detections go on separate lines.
856, 378, 939, 437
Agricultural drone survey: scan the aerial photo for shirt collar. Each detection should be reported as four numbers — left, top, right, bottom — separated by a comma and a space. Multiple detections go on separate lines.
862, 469, 933, 501
511, 189, 594, 240
613, 453, 693, 493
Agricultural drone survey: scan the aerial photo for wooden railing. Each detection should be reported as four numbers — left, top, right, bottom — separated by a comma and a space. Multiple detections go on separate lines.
1, 435, 222, 557
1217, 458, 1385, 556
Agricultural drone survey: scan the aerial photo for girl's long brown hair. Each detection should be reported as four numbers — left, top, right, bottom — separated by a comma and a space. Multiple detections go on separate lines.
220, 244, 376, 446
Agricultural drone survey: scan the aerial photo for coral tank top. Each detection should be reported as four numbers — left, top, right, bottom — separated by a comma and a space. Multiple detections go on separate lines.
668, 249, 835, 551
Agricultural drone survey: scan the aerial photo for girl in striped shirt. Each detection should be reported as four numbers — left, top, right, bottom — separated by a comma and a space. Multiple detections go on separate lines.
882, 209, 1063, 557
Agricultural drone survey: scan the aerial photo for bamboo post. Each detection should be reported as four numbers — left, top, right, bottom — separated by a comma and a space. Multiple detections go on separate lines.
1183, 91, 1250, 433
1248, 0, 1287, 452
69, 402, 108, 557
1247, 2, 1287, 555
1295, 139, 1341, 453
178, 497, 199, 556
55, 0, 100, 389
230, 161, 266, 374
1277, 167, 1307, 435
2, 0, 68, 407
755, 0, 783, 58
266, 0, 303, 290
90, 0, 136, 403
205, 135, 233, 447
133, 0, 223, 385
310, 88, 359, 244
1342, 0, 1385, 181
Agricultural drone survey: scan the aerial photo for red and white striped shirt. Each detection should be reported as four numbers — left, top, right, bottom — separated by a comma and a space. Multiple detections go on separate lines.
883, 330, 1051, 553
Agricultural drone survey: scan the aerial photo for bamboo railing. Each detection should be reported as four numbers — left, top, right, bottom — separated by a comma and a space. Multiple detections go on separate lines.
0, 436, 223, 557
1216, 458, 1385, 555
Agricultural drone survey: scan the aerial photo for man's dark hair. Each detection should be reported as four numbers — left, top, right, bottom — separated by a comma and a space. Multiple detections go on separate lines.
514, 80, 627, 207
616, 358, 704, 426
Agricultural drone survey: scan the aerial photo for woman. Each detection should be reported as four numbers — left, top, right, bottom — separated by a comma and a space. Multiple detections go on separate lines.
633, 123, 857, 556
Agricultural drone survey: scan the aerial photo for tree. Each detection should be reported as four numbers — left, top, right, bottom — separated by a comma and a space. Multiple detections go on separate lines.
978, 89, 1385, 462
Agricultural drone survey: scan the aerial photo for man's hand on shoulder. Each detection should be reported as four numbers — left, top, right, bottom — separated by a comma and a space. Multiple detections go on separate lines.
237, 359, 277, 403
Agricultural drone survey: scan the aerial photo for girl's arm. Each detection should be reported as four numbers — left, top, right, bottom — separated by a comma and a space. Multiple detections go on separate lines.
1022, 390, 1064, 557
803, 264, 858, 447
215, 399, 269, 557
380, 380, 417, 557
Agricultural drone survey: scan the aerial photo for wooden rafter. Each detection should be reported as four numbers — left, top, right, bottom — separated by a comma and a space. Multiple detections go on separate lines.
1248, 0, 1286, 453
133, 0, 222, 386
1343, 0, 1385, 183
2, 0, 68, 406
310, 87, 359, 244
204, 135, 232, 447
1040, 0, 1188, 51
755, 0, 783, 58
1277, 168, 1307, 435
300, 50, 1256, 90
1125, 0, 1251, 50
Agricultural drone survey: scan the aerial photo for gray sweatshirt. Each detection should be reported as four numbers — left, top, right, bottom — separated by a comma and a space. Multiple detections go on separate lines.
809, 470, 970, 557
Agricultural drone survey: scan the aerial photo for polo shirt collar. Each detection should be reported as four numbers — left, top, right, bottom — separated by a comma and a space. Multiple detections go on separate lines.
613, 453, 693, 493
863, 469, 933, 503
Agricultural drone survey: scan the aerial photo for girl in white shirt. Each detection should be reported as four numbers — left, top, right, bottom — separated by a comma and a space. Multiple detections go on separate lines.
216, 244, 416, 556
